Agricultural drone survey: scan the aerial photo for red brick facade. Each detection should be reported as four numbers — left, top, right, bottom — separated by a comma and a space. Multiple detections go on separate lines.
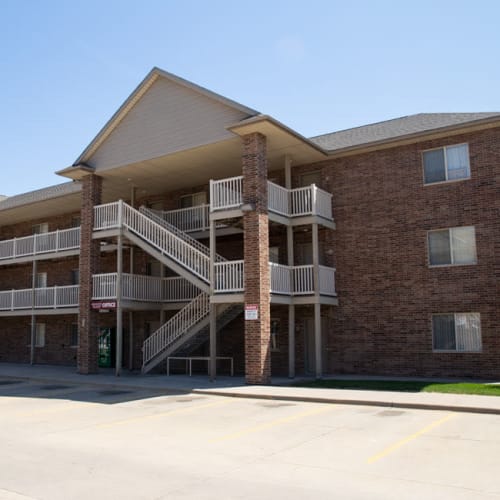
0, 118, 498, 382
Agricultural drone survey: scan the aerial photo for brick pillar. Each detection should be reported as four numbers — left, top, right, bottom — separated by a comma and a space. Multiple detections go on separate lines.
242, 132, 271, 384
77, 174, 102, 374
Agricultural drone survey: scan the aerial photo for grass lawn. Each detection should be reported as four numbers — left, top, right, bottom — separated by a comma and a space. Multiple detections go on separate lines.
294, 379, 500, 396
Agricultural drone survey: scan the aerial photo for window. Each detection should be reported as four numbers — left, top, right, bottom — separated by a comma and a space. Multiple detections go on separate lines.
33, 223, 49, 234
71, 216, 81, 228
299, 171, 321, 188
35, 272, 47, 288
423, 144, 470, 184
428, 226, 476, 266
271, 319, 280, 351
432, 313, 481, 352
28, 323, 46, 347
146, 260, 162, 277
70, 323, 79, 347
269, 246, 280, 264
180, 192, 207, 208
71, 269, 80, 285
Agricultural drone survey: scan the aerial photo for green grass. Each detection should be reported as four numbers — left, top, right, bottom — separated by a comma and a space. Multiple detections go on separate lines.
294, 379, 500, 396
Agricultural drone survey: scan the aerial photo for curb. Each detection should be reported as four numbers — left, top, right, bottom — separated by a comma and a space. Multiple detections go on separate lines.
192, 389, 500, 415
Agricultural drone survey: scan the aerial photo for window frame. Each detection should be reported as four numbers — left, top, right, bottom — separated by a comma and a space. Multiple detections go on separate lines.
70, 323, 79, 348
422, 143, 471, 185
427, 226, 477, 267
27, 323, 46, 348
270, 318, 280, 352
299, 170, 322, 188
431, 313, 482, 353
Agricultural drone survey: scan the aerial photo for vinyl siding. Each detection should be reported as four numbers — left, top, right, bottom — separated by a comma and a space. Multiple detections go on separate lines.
87, 78, 249, 170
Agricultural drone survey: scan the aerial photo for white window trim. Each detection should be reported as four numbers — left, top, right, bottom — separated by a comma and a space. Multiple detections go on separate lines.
271, 318, 280, 352
431, 313, 482, 353
427, 226, 477, 267
422, 143, 471, 185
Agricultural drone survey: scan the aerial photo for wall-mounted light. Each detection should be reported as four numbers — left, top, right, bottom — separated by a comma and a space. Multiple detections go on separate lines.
240, 203, 256, 213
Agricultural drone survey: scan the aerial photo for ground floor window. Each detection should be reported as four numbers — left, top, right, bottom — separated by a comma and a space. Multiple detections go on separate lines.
432, 313, 481, 352
27, 323, 46, 347
70, 323, 79, 347
271, 319, 280, 351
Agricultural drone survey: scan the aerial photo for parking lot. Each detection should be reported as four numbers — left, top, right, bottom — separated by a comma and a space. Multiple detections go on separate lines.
1, 377, 499, 499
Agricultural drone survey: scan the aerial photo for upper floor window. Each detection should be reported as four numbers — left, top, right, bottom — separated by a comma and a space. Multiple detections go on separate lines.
299, 171, 321, 188
33, 222, 49, 234
180, 192, 207, 208
423, 144, 470, 184
428, 226, 477, 266
432, 313, 481, 352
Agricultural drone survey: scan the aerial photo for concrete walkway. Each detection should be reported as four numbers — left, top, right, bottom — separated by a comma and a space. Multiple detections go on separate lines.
1, 362, 500, 415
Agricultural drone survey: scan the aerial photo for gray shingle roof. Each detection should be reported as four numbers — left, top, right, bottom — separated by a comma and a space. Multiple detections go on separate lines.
0, 182, 81, 211
310, 113, 500, 152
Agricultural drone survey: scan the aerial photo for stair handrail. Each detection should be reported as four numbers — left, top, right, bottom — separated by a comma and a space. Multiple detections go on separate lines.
116, 201, 211, 282
142, 292, 210, 366
139, 206, 226, 263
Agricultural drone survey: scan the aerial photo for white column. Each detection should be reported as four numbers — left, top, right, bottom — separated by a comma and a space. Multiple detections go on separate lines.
115, 231, 123, 376
30, 260, 37, 365
312, 223, 322, 378
285, 156, 296, 378
209, 218, 217, 381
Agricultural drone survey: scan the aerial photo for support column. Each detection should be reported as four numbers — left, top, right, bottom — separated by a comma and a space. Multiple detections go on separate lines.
30, 260, 37, 365
209, 218, 217, 381
285, 156, 295, 378
115, 229, 123, 376
243, 132, 271, 385
312, 222, 322, 378
77, 174, 102, 374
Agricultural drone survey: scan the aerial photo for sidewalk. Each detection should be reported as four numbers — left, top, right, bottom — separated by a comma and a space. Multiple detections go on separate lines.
1, 363, 500, 415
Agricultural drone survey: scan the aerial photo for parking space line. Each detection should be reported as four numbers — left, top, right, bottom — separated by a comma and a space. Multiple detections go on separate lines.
210, 405, 333, 443
95, 398, 234, 429
367, 413, 456, 464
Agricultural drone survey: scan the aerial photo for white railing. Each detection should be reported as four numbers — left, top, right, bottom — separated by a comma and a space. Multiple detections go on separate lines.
163, 277, 199, 302
92, 273, 198, 302
0, 227, 81, 261
267, 182, 290, 216
269, 263, 292, 294
139, 207, 226, 263
0, 285, 79, 311
210, 176, 243, 211
143, 292, 210, 367
214, 260, 244, 293
269, 263, 336, 296
94, 202, 120, 229
94, 201, 210, 283
268, 182, 333, 220
319, 265, 336, 296
293, 265, 315, 295
162, 204, 210, 233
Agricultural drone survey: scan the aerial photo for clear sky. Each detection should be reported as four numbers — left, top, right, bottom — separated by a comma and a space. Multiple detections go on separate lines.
1, 0, 499, 196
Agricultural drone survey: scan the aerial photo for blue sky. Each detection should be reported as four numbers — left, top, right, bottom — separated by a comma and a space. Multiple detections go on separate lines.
1, 0, 499, 196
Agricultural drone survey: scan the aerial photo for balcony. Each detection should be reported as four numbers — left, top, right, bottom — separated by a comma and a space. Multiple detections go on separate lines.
270, 263, 336, 297
0, 285, 79, 313
0, 227, 81, 264
92, 274, 198, 303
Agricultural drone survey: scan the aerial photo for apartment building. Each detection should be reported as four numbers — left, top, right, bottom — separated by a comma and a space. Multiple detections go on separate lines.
0, 67, 498, 382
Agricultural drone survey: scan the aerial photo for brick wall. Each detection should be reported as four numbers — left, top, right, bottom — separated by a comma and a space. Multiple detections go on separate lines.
0, 314, 78, 365
294, 127, 500, 378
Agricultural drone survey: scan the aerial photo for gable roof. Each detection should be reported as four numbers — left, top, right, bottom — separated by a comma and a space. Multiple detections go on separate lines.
310, 113, 500, 152
73, 67, 259, 166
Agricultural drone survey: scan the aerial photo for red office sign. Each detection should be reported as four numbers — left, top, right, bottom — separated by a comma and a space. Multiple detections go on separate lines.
91, 301, 117, 310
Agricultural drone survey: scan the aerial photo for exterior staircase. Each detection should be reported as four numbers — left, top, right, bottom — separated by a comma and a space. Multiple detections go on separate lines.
142, 295, 241, 373
95, 201, 242, 374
